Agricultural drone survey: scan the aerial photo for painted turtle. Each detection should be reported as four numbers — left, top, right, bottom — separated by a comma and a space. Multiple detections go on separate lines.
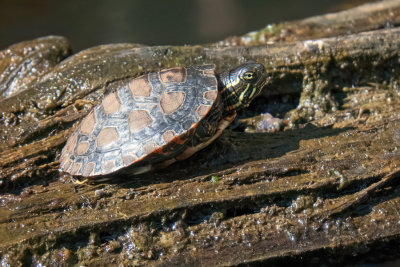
59, 62, 266, 179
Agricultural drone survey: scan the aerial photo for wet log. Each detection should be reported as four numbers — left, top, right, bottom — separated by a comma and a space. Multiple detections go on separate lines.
1, 1, 400, 266
222, 0, 400, 45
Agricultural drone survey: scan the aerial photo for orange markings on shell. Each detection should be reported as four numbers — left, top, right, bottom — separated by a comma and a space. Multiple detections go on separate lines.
71, 162, 82, 175
102, 92, 121, 114
143, 141, 159, 155
160, 92, 185, 115
128, 110, 153, 133
122, 154, 138, 166
96, 127, 119, 148
172, 131, 191, 145
160, 68, 187, 83
162, 130, 177, 143
196, 105, 211, 117
102, 160, 116, 172
62, 158, 72, 171
204, 90, 218, 101
64, 133, 77, 154
76, 141, 89, 155
202, 69, 215, 75
82, 162, 95, 176
129, 75, 152, 97
59, 153, 67, 163
80, 111, 96, 135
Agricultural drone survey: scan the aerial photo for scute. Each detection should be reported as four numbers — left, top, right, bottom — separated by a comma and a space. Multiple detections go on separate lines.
79, 112, 96, 135
196, 105, 212, 117
60, 65, 221, 177
129, 75, 152, 97
102, 92, 121, 114
162, 130, 177, 143
96, 127, 120, 148
159, 67, 187, 83
160, 91, 186, 114
128, 110, 153, 133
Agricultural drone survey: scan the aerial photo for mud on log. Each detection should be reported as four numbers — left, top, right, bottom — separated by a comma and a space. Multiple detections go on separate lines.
1, 1, 400, 265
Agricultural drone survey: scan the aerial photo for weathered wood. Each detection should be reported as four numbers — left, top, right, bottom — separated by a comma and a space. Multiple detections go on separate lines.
1, 1, 400, 266
0, 36, 71, 99
222, 0, 400, 45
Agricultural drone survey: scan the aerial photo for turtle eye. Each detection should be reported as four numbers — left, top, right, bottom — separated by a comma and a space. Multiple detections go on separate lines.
243, 71, 256, 81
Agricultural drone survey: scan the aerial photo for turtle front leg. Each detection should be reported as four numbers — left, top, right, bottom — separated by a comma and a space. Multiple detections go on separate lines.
175, 112, 237, 161
151, 112, 236, 171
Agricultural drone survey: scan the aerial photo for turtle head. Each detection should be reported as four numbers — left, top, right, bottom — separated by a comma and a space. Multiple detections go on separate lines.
219, 62, 266, 112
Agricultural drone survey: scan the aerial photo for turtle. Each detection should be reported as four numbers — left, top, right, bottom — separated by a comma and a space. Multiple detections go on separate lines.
59, 62, 267, 180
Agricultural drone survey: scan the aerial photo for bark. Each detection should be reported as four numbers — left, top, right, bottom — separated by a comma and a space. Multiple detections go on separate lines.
1, 1, 400, 266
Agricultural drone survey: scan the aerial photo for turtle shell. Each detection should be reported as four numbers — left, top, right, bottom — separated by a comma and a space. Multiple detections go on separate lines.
59, 65, 222, 178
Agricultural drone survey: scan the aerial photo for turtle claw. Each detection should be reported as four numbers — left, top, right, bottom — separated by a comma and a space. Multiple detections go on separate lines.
72, 177, 88, 185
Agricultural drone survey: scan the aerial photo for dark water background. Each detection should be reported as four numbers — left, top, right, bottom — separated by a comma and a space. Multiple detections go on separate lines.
1, 0, 371, 51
